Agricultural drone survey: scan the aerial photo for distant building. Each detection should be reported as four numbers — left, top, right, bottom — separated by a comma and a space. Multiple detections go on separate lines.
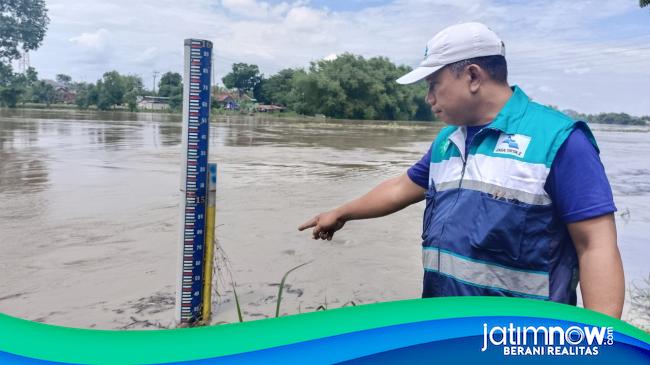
256, 104, 286, 113
137, 96, 170, 110
58, 88, 76, 104
214, 93, 239, 110
213, 90, 256, 110
42, 79, 76, 104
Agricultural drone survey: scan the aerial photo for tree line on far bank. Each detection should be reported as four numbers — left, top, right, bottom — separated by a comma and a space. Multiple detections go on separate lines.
74, 70, 183, 111
1, 52, 435, 121
563, 110, 648, 126
0, 64, 183, 112
1, 58, 648, 126
222, 53, 434, 121
221, 55, 649, 125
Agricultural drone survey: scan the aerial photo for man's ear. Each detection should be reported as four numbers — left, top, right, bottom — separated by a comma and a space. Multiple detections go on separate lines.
466, 64, 482, 93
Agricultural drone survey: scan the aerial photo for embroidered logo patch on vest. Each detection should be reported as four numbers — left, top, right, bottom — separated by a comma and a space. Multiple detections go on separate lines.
494, 133, 531, 158
440, 139, 450, 155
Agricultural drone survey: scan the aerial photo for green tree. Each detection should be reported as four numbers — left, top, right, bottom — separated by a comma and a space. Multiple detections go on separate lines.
641, 0, 649, 8
25, 67, 38, 84
0, 86, 22, 107
0, 1, 48, 107
158, 72, 182, 97
285, 53, 433, 121
222, 63, 262, 97
56, 74, 72, 87
87, 82, 99, 107
157, 71, 183, 110
0, 63, 14, 85
94, 79, 110, 110
123, 74, 144, 111
562, 109, 646, 126
122, 74, 143, 94
0, 0, 50, 63
73, 82, 95, 109
256, 68, 298, 105
100, 71, 125, 108
19, 66, 39, 104
92, 71, 144, 110
0, 64, 32, 107
169, 93, 183, 110
124, 89, 138, 112
290, 69, 345, 117
31, 80, 56, 106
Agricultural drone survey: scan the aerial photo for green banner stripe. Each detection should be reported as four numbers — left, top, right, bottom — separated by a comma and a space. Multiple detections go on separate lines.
0, 297, 647, 364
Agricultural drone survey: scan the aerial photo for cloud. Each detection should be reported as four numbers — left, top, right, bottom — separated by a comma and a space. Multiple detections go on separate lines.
27, 0, 650, 115
69, 28, 110, 50
538, 85, 555, 94
134, 47, 158, 65
284, 6, 327, 30
221, 0, 270, 18
564, 67, 591, 75
220, 0, 293, 19
67, 28, 113, 65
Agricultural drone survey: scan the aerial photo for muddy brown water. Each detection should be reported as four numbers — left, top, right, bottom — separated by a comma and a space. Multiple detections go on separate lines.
0, 108, 648, 329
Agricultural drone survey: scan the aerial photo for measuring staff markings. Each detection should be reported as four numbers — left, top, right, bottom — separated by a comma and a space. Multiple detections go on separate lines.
176, 39, 213, 324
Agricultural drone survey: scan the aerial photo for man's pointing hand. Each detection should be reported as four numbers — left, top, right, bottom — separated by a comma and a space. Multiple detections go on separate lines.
298, 210, 346, 240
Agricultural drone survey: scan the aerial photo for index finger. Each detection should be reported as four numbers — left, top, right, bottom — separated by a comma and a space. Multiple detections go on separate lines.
298, 217, 317, 231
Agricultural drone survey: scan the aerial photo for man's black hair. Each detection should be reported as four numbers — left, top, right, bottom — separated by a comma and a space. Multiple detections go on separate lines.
447, 55, 508, 84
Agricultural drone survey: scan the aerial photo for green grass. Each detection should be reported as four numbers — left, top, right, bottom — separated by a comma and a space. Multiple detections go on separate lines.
275, 261, 313, 318
231, 281, 244, 323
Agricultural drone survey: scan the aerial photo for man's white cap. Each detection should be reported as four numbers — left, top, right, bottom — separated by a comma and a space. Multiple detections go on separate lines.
396, 22, 506, 85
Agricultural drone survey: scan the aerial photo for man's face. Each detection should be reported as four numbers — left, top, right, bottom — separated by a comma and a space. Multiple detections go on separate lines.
424, 67, 473, 125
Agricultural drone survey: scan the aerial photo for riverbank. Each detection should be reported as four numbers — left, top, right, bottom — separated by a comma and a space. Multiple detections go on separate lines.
3, 105, 647, 126
1, 105, 441, 126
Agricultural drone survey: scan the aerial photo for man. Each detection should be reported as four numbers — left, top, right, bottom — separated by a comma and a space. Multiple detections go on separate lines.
298, 22, 624, 318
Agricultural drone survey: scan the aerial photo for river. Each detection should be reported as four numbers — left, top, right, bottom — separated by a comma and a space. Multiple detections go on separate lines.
0, 108, 647, 329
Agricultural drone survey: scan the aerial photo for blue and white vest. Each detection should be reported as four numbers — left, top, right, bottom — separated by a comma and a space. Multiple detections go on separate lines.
422, 86, 598, 304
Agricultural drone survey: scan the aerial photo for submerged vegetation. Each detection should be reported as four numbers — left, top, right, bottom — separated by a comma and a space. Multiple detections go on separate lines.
628, 274, 650, 331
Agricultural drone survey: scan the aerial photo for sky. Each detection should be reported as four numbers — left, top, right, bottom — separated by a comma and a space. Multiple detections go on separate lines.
24, 0, 650, 115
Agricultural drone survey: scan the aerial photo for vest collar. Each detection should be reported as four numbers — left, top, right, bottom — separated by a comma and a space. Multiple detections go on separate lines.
488, 85, 530, 134
445, 86, 530, 160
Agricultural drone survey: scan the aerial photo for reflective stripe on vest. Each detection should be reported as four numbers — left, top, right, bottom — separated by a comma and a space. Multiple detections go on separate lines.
430, 154, 551, 205
423, 248, 549, 299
